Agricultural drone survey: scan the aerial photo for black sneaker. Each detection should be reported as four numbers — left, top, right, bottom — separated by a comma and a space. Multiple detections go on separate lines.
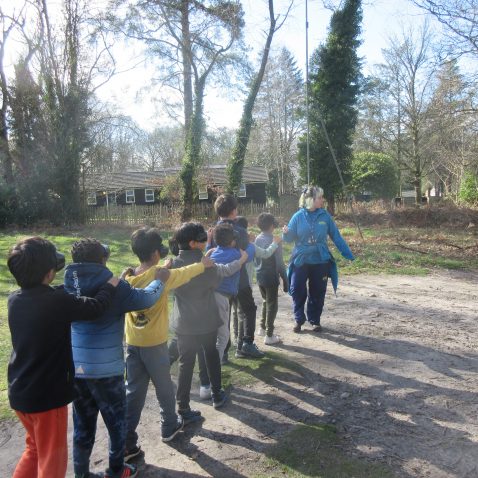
212, 389, 228, 409
161, 416, 184, 442
75, 473, 103, 478
312, 324, 322, 332
293, 323, 302, 333
124, 445, 141, 463
178, 408, 203, 425
241, 342, 265, 358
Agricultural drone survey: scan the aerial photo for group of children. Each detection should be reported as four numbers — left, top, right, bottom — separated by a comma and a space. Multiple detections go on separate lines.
6, 194, 288, 478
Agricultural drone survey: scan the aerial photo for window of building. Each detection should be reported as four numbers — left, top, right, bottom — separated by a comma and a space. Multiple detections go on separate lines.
87, 191, 97, 206
238, 183, 246, 198
126, 189, 135, 203
145, 188, 155, 203
198, 184, 208, 200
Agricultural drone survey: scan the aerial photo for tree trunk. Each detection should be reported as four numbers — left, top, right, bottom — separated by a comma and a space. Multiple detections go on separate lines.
181, 0, 193, 139
226, 0, 276, 193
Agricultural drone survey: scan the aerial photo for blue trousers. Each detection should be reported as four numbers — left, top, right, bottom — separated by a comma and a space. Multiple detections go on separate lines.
72, 376, 126, 475
289, 262, 330, 326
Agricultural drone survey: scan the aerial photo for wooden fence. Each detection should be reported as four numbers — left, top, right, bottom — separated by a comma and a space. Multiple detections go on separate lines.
83, 202, 285, 226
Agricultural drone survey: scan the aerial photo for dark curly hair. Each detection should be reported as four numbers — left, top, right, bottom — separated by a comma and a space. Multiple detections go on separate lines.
71, 238, 108, 264
213, 223, 236, 247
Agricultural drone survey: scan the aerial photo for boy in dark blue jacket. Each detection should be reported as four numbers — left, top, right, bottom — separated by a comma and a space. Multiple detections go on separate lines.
64, 239, 168, 478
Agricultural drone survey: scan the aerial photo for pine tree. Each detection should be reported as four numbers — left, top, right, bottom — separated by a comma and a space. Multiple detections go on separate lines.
299, 0, 362, 210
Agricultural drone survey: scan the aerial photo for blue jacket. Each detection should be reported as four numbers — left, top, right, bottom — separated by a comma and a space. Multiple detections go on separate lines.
211, 246, 242, 296
283, 208, 354, 292
64, 263, 164, 378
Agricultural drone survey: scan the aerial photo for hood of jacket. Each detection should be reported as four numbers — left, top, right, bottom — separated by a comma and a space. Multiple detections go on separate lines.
64, 262, 113, 298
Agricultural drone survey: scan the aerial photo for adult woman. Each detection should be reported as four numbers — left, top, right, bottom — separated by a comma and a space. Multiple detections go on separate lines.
282, 186, 354, 332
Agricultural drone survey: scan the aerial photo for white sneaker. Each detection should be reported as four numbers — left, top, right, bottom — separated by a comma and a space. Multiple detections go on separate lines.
199, 384, 212, 400
264, 334, 281, 345
256, 327, 266, 337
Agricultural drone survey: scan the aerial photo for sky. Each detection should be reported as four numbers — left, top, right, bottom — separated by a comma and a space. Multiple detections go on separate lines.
2, 0, 430, 130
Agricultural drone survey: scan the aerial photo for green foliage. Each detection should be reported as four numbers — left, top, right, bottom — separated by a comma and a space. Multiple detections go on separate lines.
298, 0, 362, 201
459, 172, 478, 205
350, 152, 399, 199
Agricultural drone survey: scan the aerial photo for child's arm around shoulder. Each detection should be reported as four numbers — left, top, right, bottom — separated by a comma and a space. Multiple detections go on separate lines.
62, 277, 119, 322
165, 256, 215, 291
215, 249, 248, 278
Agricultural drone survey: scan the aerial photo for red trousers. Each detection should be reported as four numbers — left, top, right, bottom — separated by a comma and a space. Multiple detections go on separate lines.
13, 406, 68, 478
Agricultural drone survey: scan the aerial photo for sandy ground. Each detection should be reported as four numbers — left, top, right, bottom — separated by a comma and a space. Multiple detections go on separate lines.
1, 270, 477, 478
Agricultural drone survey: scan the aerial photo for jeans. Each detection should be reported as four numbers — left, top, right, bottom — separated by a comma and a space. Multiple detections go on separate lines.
72, 376, 126, 475
176, 331, 221, 410
259, 285, 279, 336
236, 286, 257, 345
125, 342, 178, 448
289, 262, 330, 325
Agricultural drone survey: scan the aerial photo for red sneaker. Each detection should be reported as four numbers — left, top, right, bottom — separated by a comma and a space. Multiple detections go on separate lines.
104, 463, 138, 478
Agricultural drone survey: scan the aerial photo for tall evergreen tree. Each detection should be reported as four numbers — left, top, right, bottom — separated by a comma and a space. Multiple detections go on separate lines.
298, 0, 362, 210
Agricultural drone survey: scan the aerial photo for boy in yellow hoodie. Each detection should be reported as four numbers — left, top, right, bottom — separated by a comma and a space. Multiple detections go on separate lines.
124, 227, 214, 460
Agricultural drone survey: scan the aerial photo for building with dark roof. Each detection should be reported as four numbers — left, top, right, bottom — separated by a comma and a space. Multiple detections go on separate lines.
84, 165, 268, 206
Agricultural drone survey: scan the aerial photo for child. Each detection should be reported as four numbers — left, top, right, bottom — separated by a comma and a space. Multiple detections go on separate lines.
123, 227, 214, 459
232, 216, 282, 349
209, 223, 247, 361
64, 239, 168, 478
170, 223, 248, 417
6, 236, 118, 478
213, 194, 264, 359
255, 213, 288, 345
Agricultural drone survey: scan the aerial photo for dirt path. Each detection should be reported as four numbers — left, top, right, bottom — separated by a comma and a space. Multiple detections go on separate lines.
1, 271, 477, 477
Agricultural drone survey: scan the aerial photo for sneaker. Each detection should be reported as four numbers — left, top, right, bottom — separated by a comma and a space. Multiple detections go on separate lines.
312, 324, 322, 332
264, 334, 281, 345
235, 348, 247, 358
256, 327, 266, 337
212, 389, 228, 409
241, 342, 265, 358
199, 384, 212, 400
161, 417, 184, 442
104, 463, 137, 478
124, 445, 142, 462
178, 408, 203, 425
75, 473, 103, 478
293, 323, 302, 333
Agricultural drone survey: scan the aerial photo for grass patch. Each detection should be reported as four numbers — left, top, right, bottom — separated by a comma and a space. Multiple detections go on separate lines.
254, 422, 394, 478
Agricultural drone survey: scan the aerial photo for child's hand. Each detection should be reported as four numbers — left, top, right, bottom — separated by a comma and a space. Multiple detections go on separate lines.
273, 235, 282, 244
201, 256, 215, 268
107, 277, 120, 287
282, 225, 289, 234
239, 249, 248, 264
207, 227, 214, 244
248, 232, 256, 242
120, 267, 134, 279
155, 268, 171, 283
205, 247, 216, 257
163, 258, 173, 269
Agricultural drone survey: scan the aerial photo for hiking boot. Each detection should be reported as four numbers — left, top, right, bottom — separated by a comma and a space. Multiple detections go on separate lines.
178, 408, 203, 425
104, 463, 137, 478
256, 327, 266, 337
161, 416, 184, 442
212, 389, 228, 409
264, 334, 281, 345
293, 323, 302, 333
199, 384, 212, 400
241, 342, 265, 358
312, 324, 322, 332
124, 445, 142, 463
